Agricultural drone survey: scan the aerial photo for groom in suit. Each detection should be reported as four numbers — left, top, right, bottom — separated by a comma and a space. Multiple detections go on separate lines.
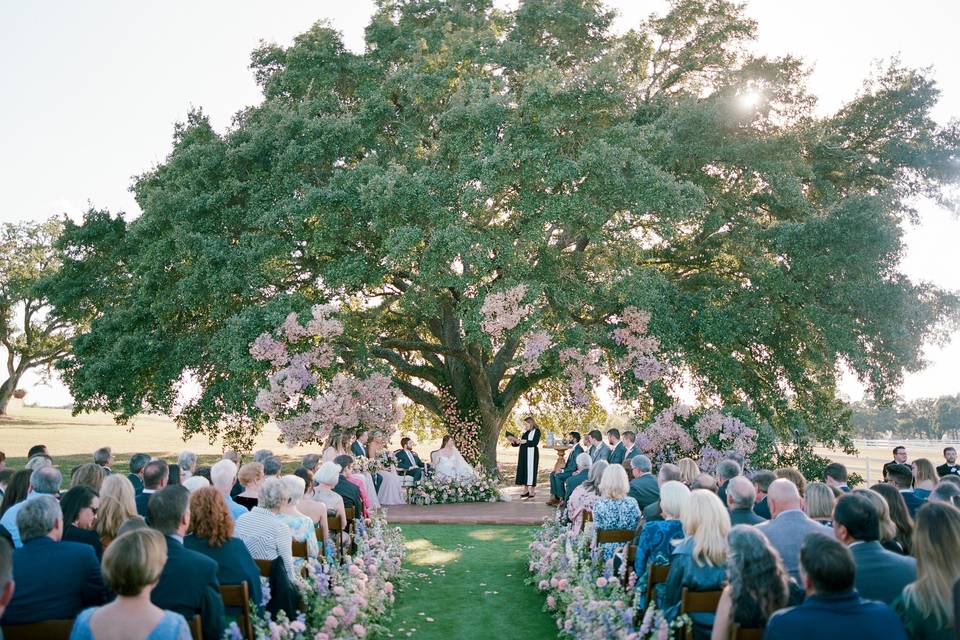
607, 429, 626, 465
352, 431, 381, 492
589, 429, 611, 463
548, 432, 583, 506
396, 437, 425, 482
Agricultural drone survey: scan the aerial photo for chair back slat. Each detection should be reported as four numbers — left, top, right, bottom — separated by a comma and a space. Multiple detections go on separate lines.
596, 528, 634, 544
645, 563, 671, 605
255, 558, 272, 577
189, 615, 203, 640
292, 539, 309, 558
680, 587, 723, 613
2, 620, 73, 640
220, 581, 254, 640
732, 624, 764, 640
345, 506, 356, 521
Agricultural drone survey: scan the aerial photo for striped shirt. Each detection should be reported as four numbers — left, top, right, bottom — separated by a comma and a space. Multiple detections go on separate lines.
234, 506, 295, 581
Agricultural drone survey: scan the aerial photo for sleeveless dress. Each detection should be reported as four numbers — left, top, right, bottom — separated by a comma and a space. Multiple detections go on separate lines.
277, 511, 320, 570
70, 608, 191, 640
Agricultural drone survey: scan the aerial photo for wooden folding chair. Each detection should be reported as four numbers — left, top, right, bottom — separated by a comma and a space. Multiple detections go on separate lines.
680, 588, 724, 640
645, 563, 671, 607
255, 558, 272, 577
625, 544, 637, 582
220, 581, 254, 640
732, 624, 764, 640
189, 615, 203, 640
2, 620, 73, 640
323, 515, 345, 559
345, 506, 358, 554
579, 510, 593, 533
292, 539, 309, 559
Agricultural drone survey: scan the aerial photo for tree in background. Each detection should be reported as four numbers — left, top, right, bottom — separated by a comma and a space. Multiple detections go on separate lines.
850, 394, 960, 440
0, 218, 78, 415
46, 0, 959, 465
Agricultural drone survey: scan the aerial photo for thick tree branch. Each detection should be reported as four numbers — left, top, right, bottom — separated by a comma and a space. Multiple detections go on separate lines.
487, 336, 519, 393
370, 347, 444, 386
392, 378, 442, 416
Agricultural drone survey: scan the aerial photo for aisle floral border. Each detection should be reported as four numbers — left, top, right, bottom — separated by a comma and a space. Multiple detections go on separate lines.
235, 512, 405, 640
408, 471, 502, 505
527, 517, 687, 639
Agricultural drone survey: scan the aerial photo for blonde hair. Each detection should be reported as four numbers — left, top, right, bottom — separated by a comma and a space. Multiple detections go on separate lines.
678, 458, 700, 485
599, 464, 629, 500
70, 463, 105, 491
102, 528, 167, 596
100, 474, 137, 517
857, 489, 897, 543
237, 462, 264, 488
96, 495, 135, 543
681, 489, 730, 567
804, 482, 836, 520
904, 503, 960, 629
775, 468, 806, 497
660, 481, 691, 519
913, 459, 937, 487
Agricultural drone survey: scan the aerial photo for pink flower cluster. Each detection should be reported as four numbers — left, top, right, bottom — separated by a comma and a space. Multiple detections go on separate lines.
436, 386, 484, 465
612, 307, 665, 383
520, 330, 552, 374
634, 405, 696, 462
480, 284, 533, 341
559, 348, 604, 405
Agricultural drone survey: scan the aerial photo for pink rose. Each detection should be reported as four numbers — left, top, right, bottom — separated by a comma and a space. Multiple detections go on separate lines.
353, 624, 366, 637
314, 633, 330, 640
550, 576, 559, 588
384, 581, 394, 593
596, 577, 607, 588
333, 586, 346, 596
332, 606, 345, 617
546, 595, 556, 608
539, 580, 549, 590
557, 579, 568, 591
325, 615, 338, 628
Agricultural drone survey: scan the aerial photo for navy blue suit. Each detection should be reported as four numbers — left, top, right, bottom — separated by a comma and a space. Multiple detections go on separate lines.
127, 473, 144, 494
151, 536, 224, 640
184, 535, 263, 611
2, 537, 106, 624
563, 469, 589, 502
135, 490, 157, 520
608, 442, 626, 465
334, 475, 363, 515
899, 490, 924, 518
395, 448, 425, 482
351, 441, 368, 458
764, 591, 906, 640
549, 444, 583, 499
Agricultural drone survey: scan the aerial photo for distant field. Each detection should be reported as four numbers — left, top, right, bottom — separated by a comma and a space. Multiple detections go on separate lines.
0, 406, 947, 485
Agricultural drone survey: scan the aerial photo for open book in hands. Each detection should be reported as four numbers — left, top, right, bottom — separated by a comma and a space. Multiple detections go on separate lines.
504, 432, 518, 444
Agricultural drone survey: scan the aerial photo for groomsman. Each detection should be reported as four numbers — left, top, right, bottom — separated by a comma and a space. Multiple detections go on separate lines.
590, 429, 611, 463
351, 432, 370, 458
396, 437, 425, 482
548, 432, 583, 506
621, 432, 640, 471
937, 447, 960, 478
607, 429, 626, 465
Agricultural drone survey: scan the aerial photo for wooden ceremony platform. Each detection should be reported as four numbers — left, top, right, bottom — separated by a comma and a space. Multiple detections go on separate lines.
383, 486, 556, 526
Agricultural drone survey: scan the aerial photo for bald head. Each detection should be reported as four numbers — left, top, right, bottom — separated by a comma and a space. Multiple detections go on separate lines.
768, 478, 803, 517
726, 476, 756, 509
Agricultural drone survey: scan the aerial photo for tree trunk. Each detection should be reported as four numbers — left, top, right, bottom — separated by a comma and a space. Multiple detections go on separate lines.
480, 412, 506, 478
0, 375, 21, 416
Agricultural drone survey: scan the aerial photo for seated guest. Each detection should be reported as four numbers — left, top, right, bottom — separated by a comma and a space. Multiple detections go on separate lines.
135, 459, 169, 519
678, 458, 700, 487
929, 481, 960, 505
71, 463, 106, 492
99, 474, 141, 549
643, 463, 683, 522
936, 446, 960, 478
332, 455, 364, 517
60, 485, 103, 559
726, 476, 765, 525
234, 477, 297, 582
593, 465, 640, 560
911, 458, 937, 501
804, 482, 836, 526
872, 482, 914, 554
0, 466, 62, 547
692, 473, 718, 493
711, 525, 794, 640
302, 454, 321, 473
336, 455, 371, 517
566, 459, 603, 531
751, 470, 775, 519
0, 470, 11, 501
234, 462, 265, 511
663, 490, 730, 638
833, 493, 916, 604
147, 485, 224, 640
210, 459, 247, 520
775, 467, 806, 497
634, 480, 689, 610
0, 539, 13, 619
24, 454, 52, 472
278, 475, 321, 567
262, 457, 282, 478
3, 496, 106, 624
893, 502, 960, 639
824, 462, 850, 493
127, 452, 151, 495
313, 462, 348, 531
548, 432, 583, 506
715, 459, 740, 504
93, 447, 114, 475
628, 455, 659, 512
764, 534, 907, 640
282, 474, 328, 532
182, 476, 209, 494
70, 528, 191, 640
101, 474, 138, 516
563, 453, 592, 503
396, 437, 426, 483
853, 488, 909, 554
756, 478, 827, 582
886, 463, 924, 518
183, 487, 262, 609
0, 470, 31, 519
178, 451, 198, 480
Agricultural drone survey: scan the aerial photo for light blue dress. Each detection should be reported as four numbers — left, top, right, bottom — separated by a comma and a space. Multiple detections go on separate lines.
593, 496, 641, 560
70, 608, 191, 640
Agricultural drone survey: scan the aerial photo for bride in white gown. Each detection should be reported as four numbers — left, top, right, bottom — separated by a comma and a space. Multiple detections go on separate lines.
431, 435, 477, 482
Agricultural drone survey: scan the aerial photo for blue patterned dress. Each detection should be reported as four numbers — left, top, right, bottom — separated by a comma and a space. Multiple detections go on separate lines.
593, 496, 641, 560
277, 512, 319, 571
633, 519, 685, 609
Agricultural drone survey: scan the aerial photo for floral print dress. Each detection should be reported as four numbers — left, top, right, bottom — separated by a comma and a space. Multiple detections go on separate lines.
633, 518, 685, 609
592, 496, 641, 560
277, 512, 319, 571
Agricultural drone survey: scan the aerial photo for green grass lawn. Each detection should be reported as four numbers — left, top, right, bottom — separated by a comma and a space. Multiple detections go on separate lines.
387, 524, 557, 640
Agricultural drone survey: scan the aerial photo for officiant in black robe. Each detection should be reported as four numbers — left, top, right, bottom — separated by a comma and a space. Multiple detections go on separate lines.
511, 416, 541, 499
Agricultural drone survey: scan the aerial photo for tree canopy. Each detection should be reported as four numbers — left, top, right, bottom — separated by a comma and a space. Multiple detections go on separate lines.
48, 0, 959, 462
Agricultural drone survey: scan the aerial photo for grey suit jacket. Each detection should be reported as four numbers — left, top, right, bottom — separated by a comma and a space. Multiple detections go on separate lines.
628, 474, 660, 511
757, 510, 829, 581
592, 443, 611, 463
850, 540, 917, 604
729, 507, 766, 526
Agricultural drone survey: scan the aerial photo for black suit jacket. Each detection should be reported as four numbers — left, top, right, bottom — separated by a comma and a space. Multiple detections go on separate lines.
753, 496, 771, 519
729, 507, 766, 526
334, 475, 362, 514
152, 536, 224, 640
127, 473, 144, 494
3, 537, 106, 624
135, 490, 157, 520
184, 535, 263, 610
62, 524, 104, 559
628, 474, 660, 511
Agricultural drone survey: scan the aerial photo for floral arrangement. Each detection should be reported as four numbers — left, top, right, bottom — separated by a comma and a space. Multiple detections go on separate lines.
633, 405, 759, 472
352, 450, 399, 475
248, 305, 404, 446
232, 511, 405, 640
436, 385, 484, 466
408, 470, 502, 505
528, 517, 687, 639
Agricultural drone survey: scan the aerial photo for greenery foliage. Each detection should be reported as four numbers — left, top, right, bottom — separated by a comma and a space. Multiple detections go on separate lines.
46, 0, 960, 462
849, 394, 960, 440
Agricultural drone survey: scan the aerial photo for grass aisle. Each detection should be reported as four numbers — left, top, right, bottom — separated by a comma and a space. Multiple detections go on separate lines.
387, 524, 557, 640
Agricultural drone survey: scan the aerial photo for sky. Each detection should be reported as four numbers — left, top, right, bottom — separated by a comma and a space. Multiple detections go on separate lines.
1, 0, 958, 407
